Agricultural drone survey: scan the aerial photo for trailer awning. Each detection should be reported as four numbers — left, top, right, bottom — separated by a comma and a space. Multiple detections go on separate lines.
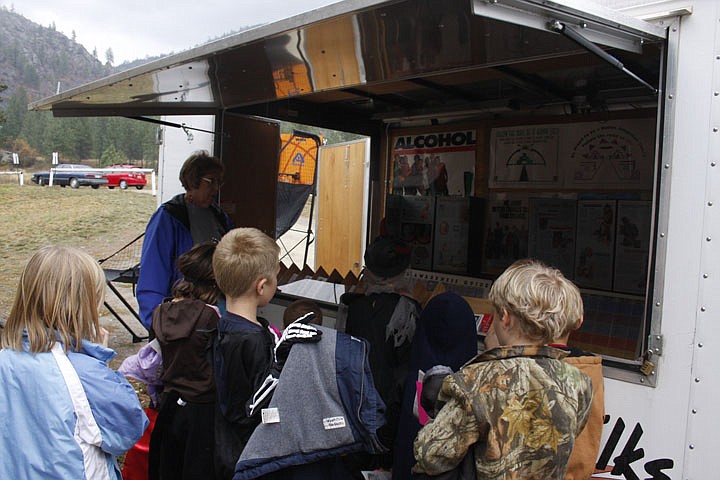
29, 0, 666, 132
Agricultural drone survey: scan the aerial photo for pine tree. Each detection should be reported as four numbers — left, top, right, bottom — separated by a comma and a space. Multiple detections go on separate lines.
105, 48, 114, 66
0, 83, 7, 134
0, 87, 26, 145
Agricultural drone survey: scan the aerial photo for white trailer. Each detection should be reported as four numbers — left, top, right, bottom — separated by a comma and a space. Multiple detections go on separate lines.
30, 1, 720, 477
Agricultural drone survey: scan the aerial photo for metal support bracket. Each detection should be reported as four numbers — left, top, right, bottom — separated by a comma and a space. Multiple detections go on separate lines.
648, 333, 664, 357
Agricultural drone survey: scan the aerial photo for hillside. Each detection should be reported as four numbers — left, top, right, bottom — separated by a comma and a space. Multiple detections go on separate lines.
0, 7, 171, 167
0, 6, 167, 103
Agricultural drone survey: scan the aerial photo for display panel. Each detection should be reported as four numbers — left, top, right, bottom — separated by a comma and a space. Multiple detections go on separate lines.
386, 116, 656, 365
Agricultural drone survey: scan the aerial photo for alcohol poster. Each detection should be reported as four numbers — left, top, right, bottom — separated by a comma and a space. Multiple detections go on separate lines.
433, 197, 469, 274
613, 201, 652, 294
489, 125, 561, 188
391, 130, 476, 196
484, 193, 529, 273
574, 200, 616, 290
528, 197, 577, 278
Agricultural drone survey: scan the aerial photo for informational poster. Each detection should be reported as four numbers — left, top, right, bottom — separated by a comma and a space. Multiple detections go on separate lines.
489, 118, 655, 190
489, 125, 561, 188
484, 193, 529, 273
391, 130, 476, 196
528, 197, 577, 278
385, 195, 436, 270
564, 119, 655, 189
574, 200, 616, 290
613, 201, 652, 294
433, 197, 469, 274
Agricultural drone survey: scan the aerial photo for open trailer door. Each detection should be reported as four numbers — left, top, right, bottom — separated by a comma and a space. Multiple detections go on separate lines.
219, 113, 281, 237
315, 138, 370, 278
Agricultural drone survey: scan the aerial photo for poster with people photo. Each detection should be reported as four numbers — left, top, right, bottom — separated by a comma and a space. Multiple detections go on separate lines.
574, 200, 616, 290
391, 131, 476, 196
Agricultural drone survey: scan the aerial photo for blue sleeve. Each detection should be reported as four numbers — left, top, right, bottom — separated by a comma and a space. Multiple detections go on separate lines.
137, 208, 183, 329
223, 210, 234, 231
71, 355, 149, 456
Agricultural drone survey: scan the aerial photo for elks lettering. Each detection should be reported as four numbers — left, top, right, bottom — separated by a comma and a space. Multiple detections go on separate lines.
394, 131, 476, 150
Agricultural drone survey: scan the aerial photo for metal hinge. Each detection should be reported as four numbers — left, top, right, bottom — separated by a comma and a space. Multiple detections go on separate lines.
648, 334, 664, 357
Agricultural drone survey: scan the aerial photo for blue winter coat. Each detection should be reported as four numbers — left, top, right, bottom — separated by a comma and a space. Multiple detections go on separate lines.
0, 336, 149, 480
137, 193, 231, 329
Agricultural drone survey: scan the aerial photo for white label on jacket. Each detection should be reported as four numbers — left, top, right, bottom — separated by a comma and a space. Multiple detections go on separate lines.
323, 416, 346, 430
261, 408, 280, 424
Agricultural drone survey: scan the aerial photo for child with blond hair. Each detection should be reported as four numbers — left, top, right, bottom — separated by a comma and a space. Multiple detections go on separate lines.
414, 259, 593, 479
211, 228, 321, 479
0, 245, 148, 480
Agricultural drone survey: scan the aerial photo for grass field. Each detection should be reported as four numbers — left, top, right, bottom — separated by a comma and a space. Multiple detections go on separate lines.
0, 183, 156, 321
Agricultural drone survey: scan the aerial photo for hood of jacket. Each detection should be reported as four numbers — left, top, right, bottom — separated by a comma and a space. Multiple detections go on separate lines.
412, 291, 478, 371
153, 298, 210, 342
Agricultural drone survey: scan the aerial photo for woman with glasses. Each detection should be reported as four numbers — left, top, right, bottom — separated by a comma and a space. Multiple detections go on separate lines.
137, 150, 233, 330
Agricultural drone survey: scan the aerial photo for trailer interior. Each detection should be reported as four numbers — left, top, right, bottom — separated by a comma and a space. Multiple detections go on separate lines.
30, 0, 670, 385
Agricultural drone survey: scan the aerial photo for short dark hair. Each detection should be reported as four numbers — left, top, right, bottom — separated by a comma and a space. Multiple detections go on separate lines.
179, 150, 224, 190
282, 299, 323, 329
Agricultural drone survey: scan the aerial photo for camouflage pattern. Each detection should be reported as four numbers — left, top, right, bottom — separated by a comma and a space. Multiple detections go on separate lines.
413, 345, 593, 479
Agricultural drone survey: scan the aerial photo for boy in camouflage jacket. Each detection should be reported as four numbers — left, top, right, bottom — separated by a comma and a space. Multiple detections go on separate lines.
413, 259, 593, 479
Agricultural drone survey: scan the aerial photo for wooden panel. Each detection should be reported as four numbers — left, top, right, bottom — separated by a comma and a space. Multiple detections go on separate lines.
218, 113, 280, 238
316, 141, 366, 276
304, 16, 363, 91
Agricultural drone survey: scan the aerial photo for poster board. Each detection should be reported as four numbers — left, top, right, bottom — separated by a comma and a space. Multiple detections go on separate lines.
613, 201, 652, 295
574, 200, 616, 290
386, 195, 436, 270
483, 192, 529, 273
489, 125, 561, 188
528, 197, 577, 279
489, 118, 655, 190
391, 130, 476, 196
433, 197, 470, 274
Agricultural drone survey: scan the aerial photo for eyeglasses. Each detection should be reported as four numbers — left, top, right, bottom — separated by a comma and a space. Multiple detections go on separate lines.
200, 176, 224, 187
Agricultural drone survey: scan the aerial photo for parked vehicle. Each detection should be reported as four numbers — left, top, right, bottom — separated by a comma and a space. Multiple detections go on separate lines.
103, 164, 147, 190
31, 164, 108, 189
